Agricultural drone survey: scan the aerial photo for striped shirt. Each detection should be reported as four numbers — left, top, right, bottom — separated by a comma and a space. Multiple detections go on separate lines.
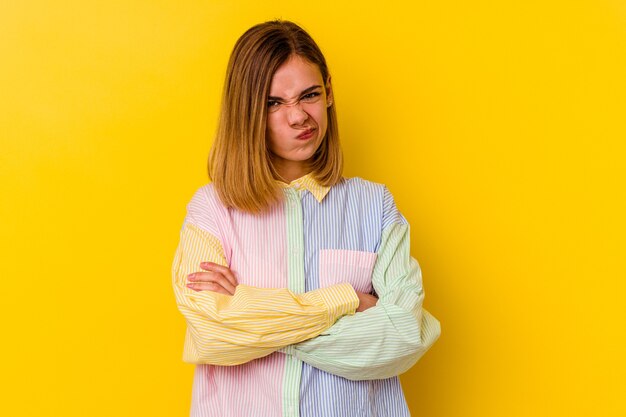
172, 174, 441, 417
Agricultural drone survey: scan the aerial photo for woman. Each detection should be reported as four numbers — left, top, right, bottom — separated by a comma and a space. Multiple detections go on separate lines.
172, 20, 440, 417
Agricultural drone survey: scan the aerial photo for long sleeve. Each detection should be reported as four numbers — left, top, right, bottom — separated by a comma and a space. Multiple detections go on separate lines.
173, 221, 359, 366
285, 188, 441, 381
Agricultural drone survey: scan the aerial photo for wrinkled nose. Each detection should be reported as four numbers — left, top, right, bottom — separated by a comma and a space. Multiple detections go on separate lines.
287, 103, 308, 126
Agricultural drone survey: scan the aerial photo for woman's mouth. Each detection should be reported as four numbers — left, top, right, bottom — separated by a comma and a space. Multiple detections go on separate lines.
297, 128, 315, 140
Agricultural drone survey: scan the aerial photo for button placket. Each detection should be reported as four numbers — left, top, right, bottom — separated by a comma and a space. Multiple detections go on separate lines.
282, 185, 305, 417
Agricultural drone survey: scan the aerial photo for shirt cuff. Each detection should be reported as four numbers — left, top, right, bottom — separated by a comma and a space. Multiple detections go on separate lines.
305, 283, 359, 328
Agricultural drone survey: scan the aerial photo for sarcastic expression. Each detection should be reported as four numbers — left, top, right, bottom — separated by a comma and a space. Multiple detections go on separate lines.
266, 55, 333, 180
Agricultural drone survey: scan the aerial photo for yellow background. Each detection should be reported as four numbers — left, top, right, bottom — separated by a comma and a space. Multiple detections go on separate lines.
1, 1, 624, 416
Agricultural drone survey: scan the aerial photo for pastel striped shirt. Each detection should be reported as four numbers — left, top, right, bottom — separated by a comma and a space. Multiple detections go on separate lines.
172, 174, 441, 417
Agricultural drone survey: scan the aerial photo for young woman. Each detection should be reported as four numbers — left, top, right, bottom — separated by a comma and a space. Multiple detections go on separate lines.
172, 20, 440, 417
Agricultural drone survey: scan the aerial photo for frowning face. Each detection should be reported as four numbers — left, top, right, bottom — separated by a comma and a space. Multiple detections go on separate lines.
266, 55, 333, 182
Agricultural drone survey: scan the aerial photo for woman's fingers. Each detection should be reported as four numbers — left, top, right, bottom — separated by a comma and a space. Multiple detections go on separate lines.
186, 262, 239, 295
200, 262, 238, 288
355, 291, 378, 312
187, 271, 237, 295
186, 281, 232, 295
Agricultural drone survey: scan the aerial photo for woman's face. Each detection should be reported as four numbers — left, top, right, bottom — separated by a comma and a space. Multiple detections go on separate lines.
266, 55, 332, 182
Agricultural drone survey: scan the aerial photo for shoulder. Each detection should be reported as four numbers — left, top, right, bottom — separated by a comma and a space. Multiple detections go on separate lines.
185, 183, 226, 235
339, 177, 406, 227
338, 177, 394, 203
187, 183, 221, 215
340, 176, 385, 192
328, 176, 386, 207
333, 177, 406, 226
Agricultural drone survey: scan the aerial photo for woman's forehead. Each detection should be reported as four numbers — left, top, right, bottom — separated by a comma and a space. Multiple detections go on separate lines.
269, 56, 324, 97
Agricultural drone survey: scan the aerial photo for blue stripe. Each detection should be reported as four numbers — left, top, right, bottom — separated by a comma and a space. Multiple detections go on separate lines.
298, 177, 410, 417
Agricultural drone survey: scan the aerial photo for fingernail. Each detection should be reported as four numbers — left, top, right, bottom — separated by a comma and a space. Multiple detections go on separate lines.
186, 283, 194, 289
188, 273, 195, 279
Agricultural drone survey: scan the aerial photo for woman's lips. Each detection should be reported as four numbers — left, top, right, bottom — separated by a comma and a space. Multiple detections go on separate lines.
296, 128, 315, 140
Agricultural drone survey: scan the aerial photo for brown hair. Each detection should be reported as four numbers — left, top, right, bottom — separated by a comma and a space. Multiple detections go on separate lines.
208, 20, 343, 213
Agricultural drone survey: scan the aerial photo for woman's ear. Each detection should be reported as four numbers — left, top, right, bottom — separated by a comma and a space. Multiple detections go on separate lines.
325, 76, 334, 107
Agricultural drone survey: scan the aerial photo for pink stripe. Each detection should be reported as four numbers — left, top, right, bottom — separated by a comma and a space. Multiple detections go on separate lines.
188, 185, 287, 417
192, 354, 286, 417
319, 249, 377, 293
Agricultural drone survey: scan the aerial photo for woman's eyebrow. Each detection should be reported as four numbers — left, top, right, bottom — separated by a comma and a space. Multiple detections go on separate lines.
268, 85, 322, 101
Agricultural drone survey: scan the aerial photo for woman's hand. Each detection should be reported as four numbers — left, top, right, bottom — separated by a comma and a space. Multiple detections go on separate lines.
186, 263, 377, 312
187, 262, 238, 295
355, 291, 378, 312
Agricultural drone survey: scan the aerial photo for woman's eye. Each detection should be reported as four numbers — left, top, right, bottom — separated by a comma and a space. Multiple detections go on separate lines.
267, 100, 280, 107
301, 92, 321, 102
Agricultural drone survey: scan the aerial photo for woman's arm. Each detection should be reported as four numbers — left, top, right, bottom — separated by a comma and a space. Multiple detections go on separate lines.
284, 188, 441, 381
173, 221, 359, 366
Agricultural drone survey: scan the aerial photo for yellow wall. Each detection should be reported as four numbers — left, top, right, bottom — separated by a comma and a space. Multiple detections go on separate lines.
1, 1, 624, 416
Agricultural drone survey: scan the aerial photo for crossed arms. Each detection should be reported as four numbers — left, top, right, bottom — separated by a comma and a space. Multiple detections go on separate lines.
172, 192, 440, 381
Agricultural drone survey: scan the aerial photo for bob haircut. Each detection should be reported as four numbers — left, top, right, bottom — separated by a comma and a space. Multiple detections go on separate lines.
208, 20, 343, 213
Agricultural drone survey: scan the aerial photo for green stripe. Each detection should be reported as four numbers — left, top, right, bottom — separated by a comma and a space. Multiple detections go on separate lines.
282, 188, 304, 417
288, 222, 441, 381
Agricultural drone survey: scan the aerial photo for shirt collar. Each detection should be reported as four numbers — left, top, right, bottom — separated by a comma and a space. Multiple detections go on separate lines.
276, 173, 330, 203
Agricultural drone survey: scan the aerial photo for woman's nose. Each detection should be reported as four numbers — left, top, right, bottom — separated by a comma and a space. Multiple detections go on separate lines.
287, 103, 308, 125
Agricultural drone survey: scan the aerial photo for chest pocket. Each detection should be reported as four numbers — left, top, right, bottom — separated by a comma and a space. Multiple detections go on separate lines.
318, 249, 378, 293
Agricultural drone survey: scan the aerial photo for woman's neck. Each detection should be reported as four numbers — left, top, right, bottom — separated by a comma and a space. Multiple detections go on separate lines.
273, 159, 311, 184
